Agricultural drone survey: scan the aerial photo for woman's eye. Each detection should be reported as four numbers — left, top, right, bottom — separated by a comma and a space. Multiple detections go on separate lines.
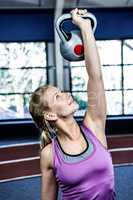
56, 95, 60, 99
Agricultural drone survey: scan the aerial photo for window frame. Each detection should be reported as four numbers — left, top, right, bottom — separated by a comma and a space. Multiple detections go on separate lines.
69, 39, 133, 118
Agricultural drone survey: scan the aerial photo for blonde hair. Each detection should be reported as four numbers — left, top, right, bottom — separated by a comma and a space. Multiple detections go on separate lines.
29, 85, 56, 151
40, 130, 51, 150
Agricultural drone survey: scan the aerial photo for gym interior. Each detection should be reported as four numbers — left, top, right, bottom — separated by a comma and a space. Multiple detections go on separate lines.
0, 0, 133, 200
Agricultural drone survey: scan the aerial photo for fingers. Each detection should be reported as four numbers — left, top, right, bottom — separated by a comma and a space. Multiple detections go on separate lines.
70, 8, 89, 27
78, 9, 87, 15
70, 8, 87, 16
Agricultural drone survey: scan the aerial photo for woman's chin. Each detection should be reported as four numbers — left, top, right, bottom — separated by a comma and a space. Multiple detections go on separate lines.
73, 101, 79, 111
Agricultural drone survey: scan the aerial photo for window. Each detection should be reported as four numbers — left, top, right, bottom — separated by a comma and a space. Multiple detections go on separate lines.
123, 40, 133, 115
70, 39, 133, 117
0, 42, 47, 120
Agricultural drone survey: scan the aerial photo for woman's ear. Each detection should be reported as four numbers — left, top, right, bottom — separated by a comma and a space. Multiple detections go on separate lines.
43, 112, 58, 121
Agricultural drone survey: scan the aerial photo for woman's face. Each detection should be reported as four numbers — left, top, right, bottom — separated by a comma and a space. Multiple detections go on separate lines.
43, 86, 79, 117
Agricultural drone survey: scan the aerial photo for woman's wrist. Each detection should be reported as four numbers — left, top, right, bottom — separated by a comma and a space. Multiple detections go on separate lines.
79, 20, 92, 31
79, 23, 93, 33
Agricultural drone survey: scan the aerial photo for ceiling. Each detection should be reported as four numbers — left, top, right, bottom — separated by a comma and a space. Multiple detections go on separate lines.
0, 0, 133, 8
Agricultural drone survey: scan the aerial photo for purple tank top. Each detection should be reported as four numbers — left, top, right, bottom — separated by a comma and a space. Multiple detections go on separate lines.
51, 123, 116, 200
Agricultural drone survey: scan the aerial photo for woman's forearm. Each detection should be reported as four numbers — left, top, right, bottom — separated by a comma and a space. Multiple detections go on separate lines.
80, 24, 102, 79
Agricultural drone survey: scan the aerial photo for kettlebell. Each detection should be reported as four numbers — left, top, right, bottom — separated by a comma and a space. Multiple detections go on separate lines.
55, 12, 97, 61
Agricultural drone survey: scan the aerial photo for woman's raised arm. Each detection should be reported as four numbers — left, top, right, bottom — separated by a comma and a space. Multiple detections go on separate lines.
71, 8, 107, 148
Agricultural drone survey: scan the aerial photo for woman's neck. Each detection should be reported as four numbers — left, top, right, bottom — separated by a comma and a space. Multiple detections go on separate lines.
55, 116, 81, 142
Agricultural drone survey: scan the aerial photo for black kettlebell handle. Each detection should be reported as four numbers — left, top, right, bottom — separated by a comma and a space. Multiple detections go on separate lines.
55, 13, 97, 43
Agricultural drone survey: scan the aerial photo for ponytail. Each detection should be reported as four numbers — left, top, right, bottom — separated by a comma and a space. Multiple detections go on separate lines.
39, 119, 57, 151
40, 130, 52, 150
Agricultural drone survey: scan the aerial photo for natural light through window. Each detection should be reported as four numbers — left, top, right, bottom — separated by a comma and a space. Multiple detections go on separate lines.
70, 39, 133, 117
0, 42, 47, 120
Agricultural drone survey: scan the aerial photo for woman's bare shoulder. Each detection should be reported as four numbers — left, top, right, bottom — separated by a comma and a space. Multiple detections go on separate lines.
40, 143, 53, 170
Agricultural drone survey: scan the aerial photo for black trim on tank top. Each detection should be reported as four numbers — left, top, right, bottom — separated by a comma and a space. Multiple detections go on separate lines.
56, 126, 89, 157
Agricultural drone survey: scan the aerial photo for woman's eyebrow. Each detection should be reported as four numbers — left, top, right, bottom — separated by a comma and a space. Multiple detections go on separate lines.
52, 90, 60, 101
52, 89, 63, 97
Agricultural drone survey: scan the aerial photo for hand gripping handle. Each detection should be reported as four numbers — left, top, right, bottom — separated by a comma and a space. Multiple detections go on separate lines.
55, 12, 97, 43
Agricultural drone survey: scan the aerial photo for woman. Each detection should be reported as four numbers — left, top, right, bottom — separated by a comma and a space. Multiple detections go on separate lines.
29, 8, 116, 200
